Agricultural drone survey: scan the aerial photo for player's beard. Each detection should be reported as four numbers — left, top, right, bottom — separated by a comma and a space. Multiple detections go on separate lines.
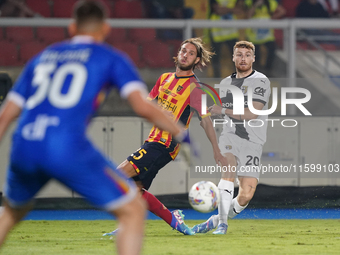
236, 63, 252, 73
178, 61, 195, 71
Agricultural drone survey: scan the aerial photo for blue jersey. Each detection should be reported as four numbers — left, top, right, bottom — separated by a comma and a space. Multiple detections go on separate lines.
9, 35, 145, 143
5, 36, 144, 209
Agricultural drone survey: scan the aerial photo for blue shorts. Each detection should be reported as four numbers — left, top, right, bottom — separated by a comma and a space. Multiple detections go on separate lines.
127, 142, 177, 190
5, 137, 137, 210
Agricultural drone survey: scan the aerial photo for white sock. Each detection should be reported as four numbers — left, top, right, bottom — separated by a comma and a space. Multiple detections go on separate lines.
208, 214, 219, 228
228, 197, 248, 219
217, 179, 234, 225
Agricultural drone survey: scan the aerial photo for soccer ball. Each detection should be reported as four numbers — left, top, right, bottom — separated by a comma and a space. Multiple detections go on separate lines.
188, 181, 220, 213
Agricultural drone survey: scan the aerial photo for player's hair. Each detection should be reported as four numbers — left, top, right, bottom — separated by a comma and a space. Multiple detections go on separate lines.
73, 0, 107, 28
233, 41, 255, 54
174, 37, 215, 71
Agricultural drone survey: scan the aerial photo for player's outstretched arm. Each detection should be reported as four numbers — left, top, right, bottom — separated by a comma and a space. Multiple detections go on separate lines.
127, 90, 182, 138
200, 116, 228, 166
0, 100, 21, 142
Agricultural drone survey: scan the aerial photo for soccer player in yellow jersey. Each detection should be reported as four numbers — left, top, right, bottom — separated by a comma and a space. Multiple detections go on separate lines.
104, 38, 227, 236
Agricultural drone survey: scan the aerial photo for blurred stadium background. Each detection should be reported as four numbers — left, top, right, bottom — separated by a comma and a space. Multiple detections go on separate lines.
0, 0, 340, 211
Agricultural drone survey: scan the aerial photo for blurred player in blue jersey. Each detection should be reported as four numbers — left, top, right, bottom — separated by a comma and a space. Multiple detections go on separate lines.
0, 1, 189, 254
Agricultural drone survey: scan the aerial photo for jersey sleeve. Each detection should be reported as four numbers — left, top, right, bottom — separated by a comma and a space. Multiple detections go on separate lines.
7, 59, 35, 108
147, 75, 162, 101
251, 77, 271, 105
109, 51, 147, 99
147, 73, 171, 101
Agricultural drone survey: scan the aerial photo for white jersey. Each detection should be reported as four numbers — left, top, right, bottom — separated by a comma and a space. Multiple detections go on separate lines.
219, 70, 271, 145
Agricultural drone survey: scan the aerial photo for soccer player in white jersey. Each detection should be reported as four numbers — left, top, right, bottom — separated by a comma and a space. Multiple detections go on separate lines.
192, 40, 271, 234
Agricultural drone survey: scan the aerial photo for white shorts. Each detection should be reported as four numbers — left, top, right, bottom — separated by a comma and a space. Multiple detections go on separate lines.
219, 132, 263, 180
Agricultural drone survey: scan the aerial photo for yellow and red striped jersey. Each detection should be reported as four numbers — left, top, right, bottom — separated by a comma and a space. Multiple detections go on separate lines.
146, 72, 209, 159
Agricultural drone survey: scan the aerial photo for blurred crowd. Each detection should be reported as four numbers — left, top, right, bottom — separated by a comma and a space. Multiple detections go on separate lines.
0, 0, 339, 77
0, 0, 40, 17
202, 0, 339, 76
1, 0, 338, 19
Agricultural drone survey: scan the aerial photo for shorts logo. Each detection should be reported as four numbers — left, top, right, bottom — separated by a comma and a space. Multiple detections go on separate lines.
225, 145, 232, 150
177, 85, 183, 93
254, 87, 266, 97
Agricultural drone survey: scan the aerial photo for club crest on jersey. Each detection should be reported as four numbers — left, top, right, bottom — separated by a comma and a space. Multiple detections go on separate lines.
254, 87, 266, 97
225, 145, 232, 150
176, 85, 183, 93
241, 86, 248, 94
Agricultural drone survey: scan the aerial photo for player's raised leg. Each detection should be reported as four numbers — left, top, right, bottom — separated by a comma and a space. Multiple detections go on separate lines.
104, 189, 194, 236
141, 189, 194, 235
103, 160, 194, 236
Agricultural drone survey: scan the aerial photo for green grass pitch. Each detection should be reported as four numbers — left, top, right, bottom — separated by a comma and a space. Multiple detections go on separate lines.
1, 219, 340, 255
